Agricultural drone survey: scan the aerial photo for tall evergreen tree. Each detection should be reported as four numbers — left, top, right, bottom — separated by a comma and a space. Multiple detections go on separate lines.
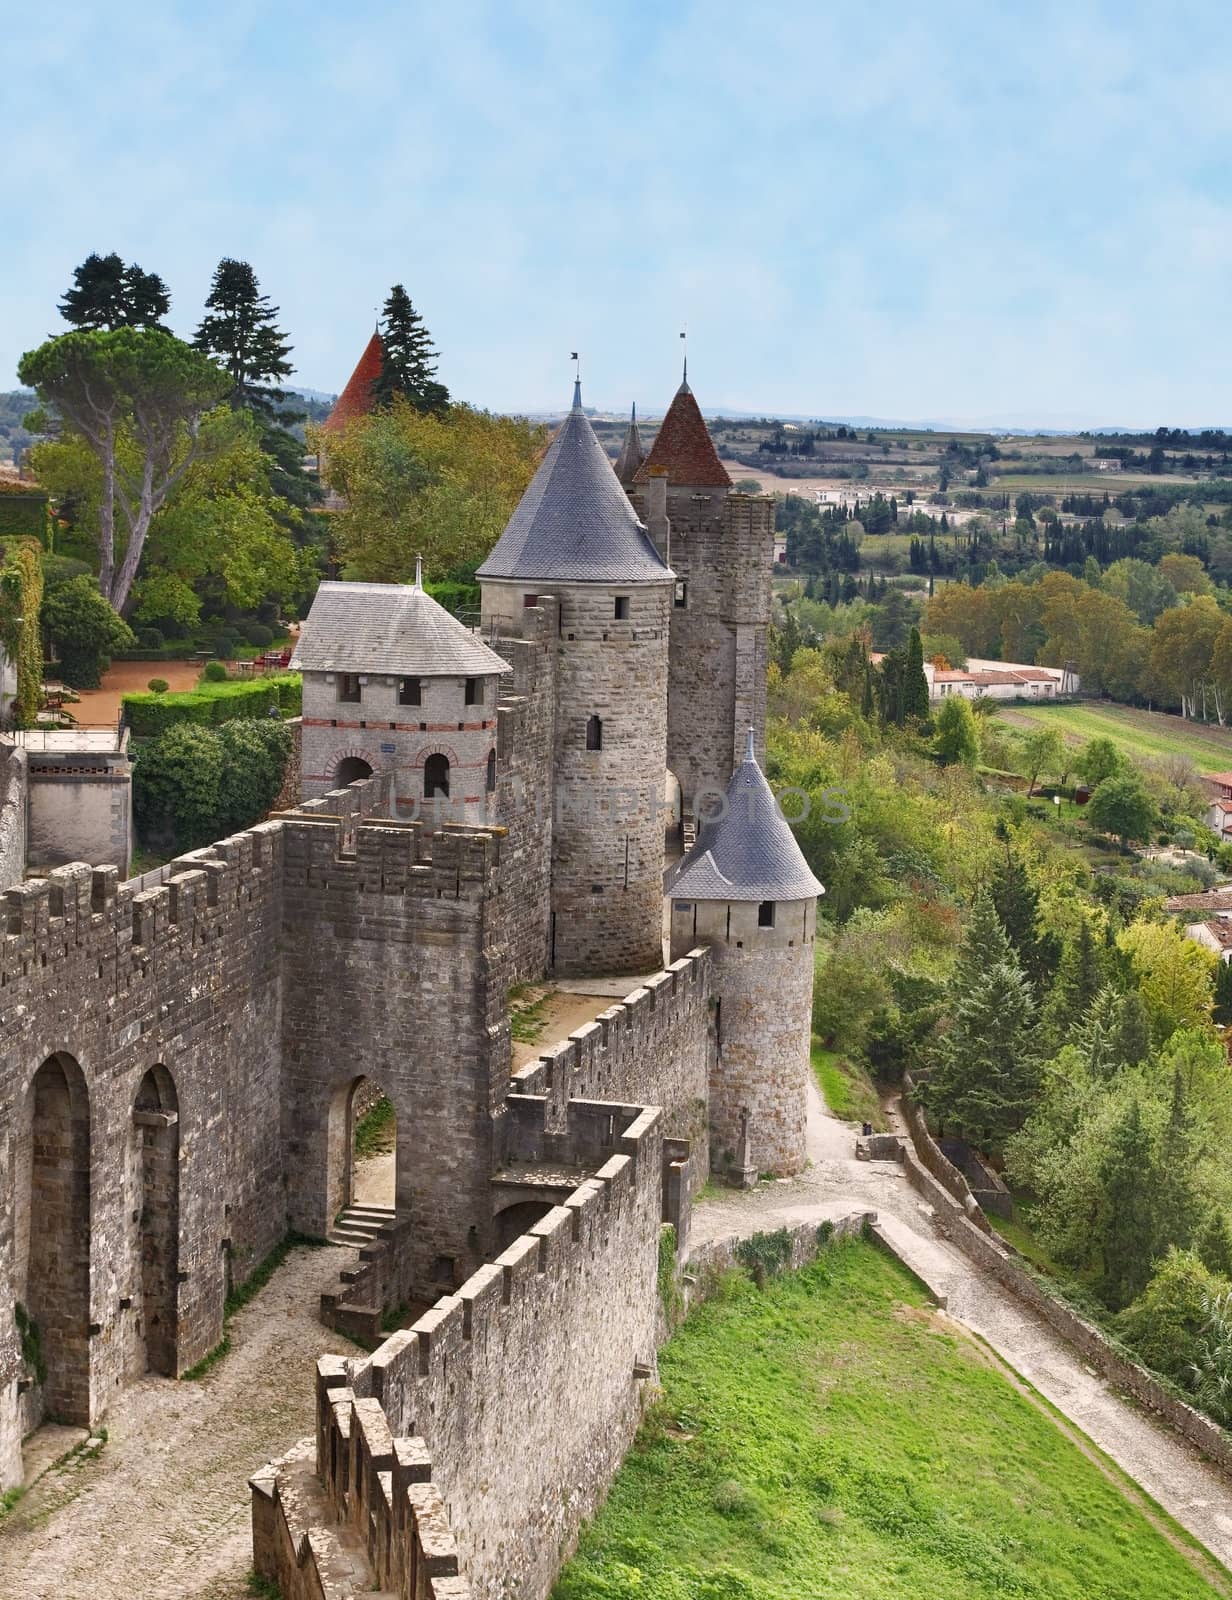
1098, 1095, 1161, 1308
1043, 920, 1106, 1045
925, 952, 1040, 1146
990, 847, 1060, 993
194, 259, 294, 418
59, 252, 170, 331
904, 626, 930, 720
374, 285, 449, 414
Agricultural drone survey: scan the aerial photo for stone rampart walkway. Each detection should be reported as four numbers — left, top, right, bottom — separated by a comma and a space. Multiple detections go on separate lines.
0, 1241, 352, 1600
689, 1080, 1232, 1572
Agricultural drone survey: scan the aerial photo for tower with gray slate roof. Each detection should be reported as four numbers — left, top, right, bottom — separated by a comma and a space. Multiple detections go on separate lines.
668, 730, 822, 1177
478, 383, 672, 976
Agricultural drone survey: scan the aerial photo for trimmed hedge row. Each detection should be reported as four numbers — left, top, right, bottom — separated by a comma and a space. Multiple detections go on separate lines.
123, 673, 301, 737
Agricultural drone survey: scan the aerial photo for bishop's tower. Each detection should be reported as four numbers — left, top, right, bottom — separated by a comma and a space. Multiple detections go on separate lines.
625, 375, 774, 815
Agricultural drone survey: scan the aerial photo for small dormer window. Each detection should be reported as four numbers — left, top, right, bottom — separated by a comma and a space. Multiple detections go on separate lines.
399, 677, 422, 706
614, 596, 629, 620
758, 901, 775, 928
464, 677, 482, 706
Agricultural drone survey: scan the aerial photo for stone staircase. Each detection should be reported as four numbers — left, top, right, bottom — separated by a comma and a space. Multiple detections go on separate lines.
328, 1203, 396, 1248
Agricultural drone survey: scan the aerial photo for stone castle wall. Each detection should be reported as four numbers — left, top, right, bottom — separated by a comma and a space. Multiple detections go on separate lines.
0, 744, 26, 891
511, 949, 712, 1196
255, 1098, 665, 1600
631, 487, 773, 809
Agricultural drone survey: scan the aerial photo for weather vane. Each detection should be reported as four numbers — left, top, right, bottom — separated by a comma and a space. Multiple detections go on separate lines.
570, 350, 580, 382
680, 326, 687, 383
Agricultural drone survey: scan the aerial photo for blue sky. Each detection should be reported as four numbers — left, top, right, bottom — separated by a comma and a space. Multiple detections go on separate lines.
6, 0, 1232, 426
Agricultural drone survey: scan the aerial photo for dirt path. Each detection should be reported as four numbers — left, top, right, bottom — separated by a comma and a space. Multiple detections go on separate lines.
69, 660, 204, 728
690, 1079, 1232, 1575
0, 1241, 352, 1600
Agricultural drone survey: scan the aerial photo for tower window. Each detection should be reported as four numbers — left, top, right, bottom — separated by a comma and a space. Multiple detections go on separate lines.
486, 748, 497, 793
674, 581, 688, 609
464, 677, 482, 706
523, 593, 539, 608
586, 715, 602, 751
398, 676, 422, 706
758, 901, 776, 928
614, 596, 629, 620
337, 672, 362, 703
424, 753, 450, 798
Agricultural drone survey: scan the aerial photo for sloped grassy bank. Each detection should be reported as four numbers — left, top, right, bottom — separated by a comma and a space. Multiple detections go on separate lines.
553, 1237, 1225, 1600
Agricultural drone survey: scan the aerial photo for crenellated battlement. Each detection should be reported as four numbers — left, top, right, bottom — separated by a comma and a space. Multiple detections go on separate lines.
290, 1096, 663, 1600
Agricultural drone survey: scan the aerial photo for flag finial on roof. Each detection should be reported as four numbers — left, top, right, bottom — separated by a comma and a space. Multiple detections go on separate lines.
680, 327, 687, 386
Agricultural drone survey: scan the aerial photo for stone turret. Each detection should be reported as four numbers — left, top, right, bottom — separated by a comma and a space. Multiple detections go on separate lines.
613, 403, 646, 487
478, 383, 671, 976
293, 562, 510, 822
668, 730, 822, 1178
321, 330, 384, 435
631, 375, 774, 819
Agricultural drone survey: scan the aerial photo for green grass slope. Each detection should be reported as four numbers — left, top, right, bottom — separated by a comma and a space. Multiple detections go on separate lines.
554, 1239, 1224, 1600
1001, 700, 1232, 771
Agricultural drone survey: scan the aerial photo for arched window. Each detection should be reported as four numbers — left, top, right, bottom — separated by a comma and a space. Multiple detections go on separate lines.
336, 756, 372, 787
424, 753, 450, 798
586, 715, 602, 751
486, 748, 497, 792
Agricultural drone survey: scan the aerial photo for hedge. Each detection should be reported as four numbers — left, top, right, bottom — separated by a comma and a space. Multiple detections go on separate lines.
0, 491, 49, 541
122, 672, 301, 737
0, 539, 44, 724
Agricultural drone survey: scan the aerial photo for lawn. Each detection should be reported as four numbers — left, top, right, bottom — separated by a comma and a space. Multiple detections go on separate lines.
998, 700, 1232, 772
553, 1239, 1226, 1600
812, 1041, 885, 1131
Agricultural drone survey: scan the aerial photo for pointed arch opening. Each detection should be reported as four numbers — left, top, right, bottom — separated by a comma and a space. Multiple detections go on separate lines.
16, 1054, 91, 1424
133, 1065, 180, 1377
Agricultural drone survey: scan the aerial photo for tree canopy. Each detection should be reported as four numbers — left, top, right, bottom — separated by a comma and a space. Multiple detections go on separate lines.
58, 252, 171, 332
373, 285, 449, 415
194, 258, 294, 418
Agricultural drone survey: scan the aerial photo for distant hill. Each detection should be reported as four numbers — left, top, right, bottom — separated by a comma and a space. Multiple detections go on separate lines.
0, 389, 39, 464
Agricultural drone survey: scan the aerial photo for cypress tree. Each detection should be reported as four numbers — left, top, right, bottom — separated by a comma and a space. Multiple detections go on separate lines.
194, 258, 294, 417
1198, 1212, 1232, 1280
904, 627, 930, 721
374, 284, 450, 414
1098, 1095, 1158, 1309
990, 848, 1060, 993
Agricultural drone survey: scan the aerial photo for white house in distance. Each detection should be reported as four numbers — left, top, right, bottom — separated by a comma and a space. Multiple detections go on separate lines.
292, 564, 510, 822
868, 655, 1077, 703
1185, 913, 1232, 964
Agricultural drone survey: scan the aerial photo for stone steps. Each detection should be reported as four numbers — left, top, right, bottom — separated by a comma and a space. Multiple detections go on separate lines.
328, 1204, 396, 1249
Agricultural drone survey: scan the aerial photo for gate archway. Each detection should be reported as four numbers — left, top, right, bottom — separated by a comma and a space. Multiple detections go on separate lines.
133, 1066, 180, 1376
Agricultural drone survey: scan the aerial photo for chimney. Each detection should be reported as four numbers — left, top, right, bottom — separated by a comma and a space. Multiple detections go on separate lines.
645, 466, 670, 564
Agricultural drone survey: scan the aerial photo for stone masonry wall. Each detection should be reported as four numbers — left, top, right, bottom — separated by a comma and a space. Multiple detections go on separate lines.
0, 744, 26, 891
511, 948, 712, 1197
0, 825, 287, 1486
678, 898, 815, 1177
290, 1098, 664, 1600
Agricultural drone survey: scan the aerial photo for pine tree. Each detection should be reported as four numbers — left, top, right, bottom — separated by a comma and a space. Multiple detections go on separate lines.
1098, 1095, 1158, 1308
925, 951, 1040, 1146
1198, 1212, 1232, 1280
904, 627, 930, 720
194, 259, 293, 417
989, 848, 1059, 993
374, 285, 450, 414
1046, 920, 1105, 1043
59, 252, 170, 330
947, 891, 1015, 1006
1157, 1070, 1201, 1254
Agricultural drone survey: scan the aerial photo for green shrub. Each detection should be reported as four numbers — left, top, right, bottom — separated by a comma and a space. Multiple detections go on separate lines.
243, 621, 274, 646
213, 631, 240, 659
122, 676, 294, 737
1115, 1248, 1229, 1385
147, 678, 169, 694
41, 573, 134, 689
202, 661, 228, 683
134, 716, 293, 851
137, 627, 165, 650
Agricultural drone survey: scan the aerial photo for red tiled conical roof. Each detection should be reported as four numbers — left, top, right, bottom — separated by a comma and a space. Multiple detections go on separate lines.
322, 332, 384, 434
634, 380, 731, 487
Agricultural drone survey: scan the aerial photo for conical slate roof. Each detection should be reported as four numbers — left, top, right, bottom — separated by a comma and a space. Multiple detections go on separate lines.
614, 403, 646, 486
322, 331, 383, 434
634, 379, 731, 488
477, 384, 670, 584
292, 570, 510, 678
668, 732, 823, 903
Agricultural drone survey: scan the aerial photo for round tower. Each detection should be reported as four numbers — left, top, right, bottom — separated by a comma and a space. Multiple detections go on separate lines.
477, 382, 672, 976
668, 731, 822, 1178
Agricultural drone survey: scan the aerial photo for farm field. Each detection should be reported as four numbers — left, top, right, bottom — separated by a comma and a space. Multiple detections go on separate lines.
997, 700, 1232, 771
553, 1239, 1226, 1599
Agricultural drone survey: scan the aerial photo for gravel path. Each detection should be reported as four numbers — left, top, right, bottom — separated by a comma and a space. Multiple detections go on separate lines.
691, 1079, 1232, 1572
0, 1241, 351, 1600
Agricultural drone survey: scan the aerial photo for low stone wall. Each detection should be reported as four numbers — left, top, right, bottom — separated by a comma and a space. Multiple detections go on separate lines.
900, 1078, 993, 1232
899, 1099, 1232, 1476
685, 1208, 875, 1296
0, 744, 26, 890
